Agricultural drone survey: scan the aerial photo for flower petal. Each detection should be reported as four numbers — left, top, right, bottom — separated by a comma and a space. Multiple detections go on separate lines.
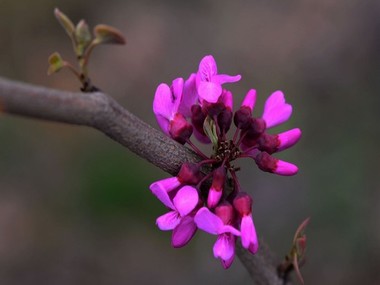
262, 91, 293, 128
179, 73, 198, 118
154, 115, 170, 135
198, 81, 222, 103
198, 55, 218, 81
213, 74, 241, 85
213, 233, 235, 261
149, 177, 181, 194
153, 83, 175, 121
193, 128, 211, 144
194, 207, 223, 235
156, 211, 180, 230
172, 215, 197, 248
220, 254, 235, 269
207, 187, 222, 209
241, 215, 259, 254
277, 128, 302, 152
171, 77, 184, 113
173, 186, 199, 217
220, 89, 233, 110
150, 183, 175, 210
275, 160, 298, 176
241, 89, 257, 112
219, 225, 241, 236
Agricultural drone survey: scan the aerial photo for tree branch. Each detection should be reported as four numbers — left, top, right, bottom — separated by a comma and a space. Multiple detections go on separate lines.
0, 76, 290, 285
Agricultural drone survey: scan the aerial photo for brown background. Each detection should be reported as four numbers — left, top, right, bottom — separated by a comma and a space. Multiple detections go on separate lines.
0, 0, 379, 284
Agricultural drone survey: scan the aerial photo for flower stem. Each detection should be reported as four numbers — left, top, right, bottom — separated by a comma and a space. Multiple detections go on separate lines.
232, 128, 240, 145
197, 159, 218, 167
229, 169, 241, 193
236, 129, 248, 147
240, 144, 259, 155
186, 139, 209, 160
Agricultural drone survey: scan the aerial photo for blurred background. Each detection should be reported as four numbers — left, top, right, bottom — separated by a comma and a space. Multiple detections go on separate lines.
0, 0, 379, 284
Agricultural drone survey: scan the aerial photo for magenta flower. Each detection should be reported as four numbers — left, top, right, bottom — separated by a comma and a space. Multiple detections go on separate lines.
153, 78, 183, 134
194, 207, 240, 269
150, 176, 182, 194
178, 73, 199, 118
149, 163, 203, 197
235, 89, 301, 176
150, 54, 302, 268
262, 90, 292, 129
196, 55, 241, 103
255, 152, 299, 176
153, 78, 193, 144
207, 166, 226, 208
257, 128, 302, 154
233, 193, 259, 254
154, 186, 199, 247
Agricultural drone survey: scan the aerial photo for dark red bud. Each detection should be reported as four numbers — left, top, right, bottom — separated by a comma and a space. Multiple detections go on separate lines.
246, 118, 266, 138
202, 101, 225, 117
211, 166, 227, 192
218, 108, 233, 134
254, 152, 278, 173
233, 192, 252, 216
257, 133, 280, 154
169, 113, 193, 144
215, 201, 235, 225
178, 163, 203, 185
191, 104, 207, 136
234, 107, 251, 129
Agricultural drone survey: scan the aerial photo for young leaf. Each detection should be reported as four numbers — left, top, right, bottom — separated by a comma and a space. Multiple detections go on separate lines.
54, 8, 75, 38
93, 24, 126, 45
75, 20, 92, 56
47, 52, 64, 75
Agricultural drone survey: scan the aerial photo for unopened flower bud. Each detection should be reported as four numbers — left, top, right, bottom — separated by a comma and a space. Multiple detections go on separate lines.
233, 192, 252, 217
255, 152, 298, 176
241, 89, 257, 111
218, 108, 233, 134
207, 166, 226, 208
215, 201, 235, 225
246, 118, 266, 138
234, 107, 251, 129
178, 163, 203, 185
191, 104, 207, 136
203, 101, 225, 117
277, 128, 302, 152
169, 113, 193, 144
257, 133, 279, 154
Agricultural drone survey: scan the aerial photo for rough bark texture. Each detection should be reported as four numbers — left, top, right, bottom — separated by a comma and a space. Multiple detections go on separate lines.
0, 76, 290, 285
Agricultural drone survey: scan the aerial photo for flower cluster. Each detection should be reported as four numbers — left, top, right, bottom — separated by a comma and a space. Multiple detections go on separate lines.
150, 55, 301, 268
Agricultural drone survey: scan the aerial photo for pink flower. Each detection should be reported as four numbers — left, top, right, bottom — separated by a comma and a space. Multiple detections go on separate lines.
153, 78, 193, 144
154, 186, 199, 247
194, 207, 241, 269
178, 73, 199, 118
196, 55, 241, 103
257, 128, 302, 154
149, 163, 203, 197
207, 166, 226, 208
150, 176, 181, 194
262, 91, 292, 129
255, 151, 298, 176
241, 89, 257, 112
233, 193, 259, 254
